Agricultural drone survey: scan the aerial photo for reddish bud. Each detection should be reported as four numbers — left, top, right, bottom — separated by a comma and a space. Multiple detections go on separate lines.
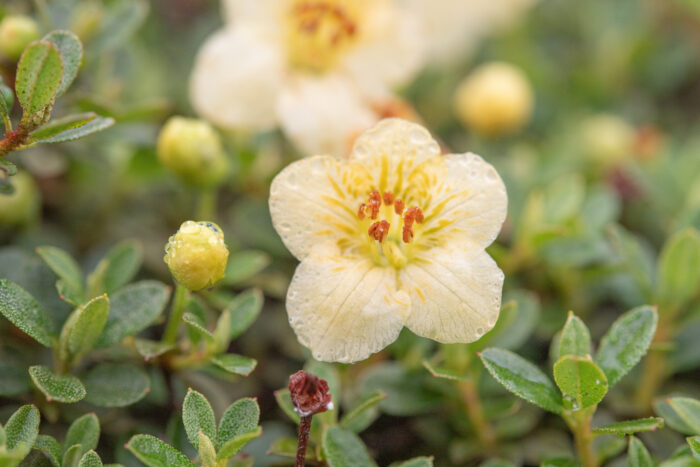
289, 370, 332, 417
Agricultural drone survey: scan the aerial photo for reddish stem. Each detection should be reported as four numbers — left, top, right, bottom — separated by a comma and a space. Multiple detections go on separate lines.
0, 125, 29, 157
295, 415, 312, 467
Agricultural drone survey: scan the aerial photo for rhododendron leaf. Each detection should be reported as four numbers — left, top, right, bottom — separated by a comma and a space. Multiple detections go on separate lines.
558, 312, 591, 359
211, 354, 257, 376
628, 437, 654, 467
223, 251, 270, 285
126, 434, 194, 467
217, 397, 260, 448
553, 355, 607, 410
34, 434, 61, 466
78, 450, 103, 467
216, 427, 261, 461
82, 363, 149, 407
480, 348, 564, 414
340, 390, 386, 433
29, 365, 86, 403
35, 246, 84, 302
226, 289, 263, 340
656, 228, 700, 309
593, 417, 664, 435
65, 413, 100, 456
595, 306, 657, 388
15, 41, 63, 122
323, 426, 376, 467
0, 279, 55, 347
182, 389, 216, 450
42, 31, 82, 97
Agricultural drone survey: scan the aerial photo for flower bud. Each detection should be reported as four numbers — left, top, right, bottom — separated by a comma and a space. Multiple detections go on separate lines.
0, 15, 40, 61
580, 114, 634, 168
156, 117, 229, 188
0, 171, 40, 226
454, 62, 534, 137
289, 370, 333, 417
163, 220, 229, 291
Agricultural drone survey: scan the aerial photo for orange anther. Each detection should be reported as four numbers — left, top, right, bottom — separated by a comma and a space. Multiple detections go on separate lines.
394, 199, 405, 215
357, 203, 366, 219
402, 225, 414, 243
367, 190, 382, 219
383, 191, 395, 205
368, 220, 390, 242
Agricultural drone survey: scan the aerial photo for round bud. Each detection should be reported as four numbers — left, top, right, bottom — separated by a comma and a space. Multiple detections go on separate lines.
164, 220, 229, 291
0, 15, 40, 61
455, 62, 534, 137
156, 117, 229, 188
580, 114, 634, 168
0, 171, 40, 226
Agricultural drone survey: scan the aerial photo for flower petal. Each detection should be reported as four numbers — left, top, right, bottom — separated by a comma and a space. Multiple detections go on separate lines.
189, 25, 284, 131
420, 152, 507, 249
342, 2, 425, 98
269, 155, 371, 260
276, 74, 377, 158
222, 0, 280, 24
401, 245, 504, 343
349, 118, 441, 195
287, 244, 407, 363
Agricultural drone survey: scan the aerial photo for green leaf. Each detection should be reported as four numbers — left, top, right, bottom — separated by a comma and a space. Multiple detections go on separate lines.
340, 390, 386, 433
15, 41, 63, 122
0, 351, 30, 397
82, 363, 149, 407
65, 413, 100, 456
223, 250, 270, 285
484, 291, 540, 351
212, 310, 232, 352
216, 427, 261, 461
29, 365, 86, 403
78, 451, 103, 467
97, 281, 170, 347
182, 312, 214, 342
595, 306, 658, 388
322, 426, 376, 467
361, 363, 442, 416
688, 436, 700, 461
558, 312, 591, 359
56, 280, 83, 307
628, 436, 654, 467
593, 417, 664, 435
197, 432, 216, 467
34, 434, 62, 466
0, 158, 17, 176
0, 279, 55, 346
657, 228, 700, 309
217, 397, 260, 448
668, 398, 700, 434
268, 437, 317, 461
92, 0, 149, 53
5, 405, 40, 454
390, 458, 434, 467
540, 458, 581, 467
59, 295, 109, 365
63, 443, 84, 467
422, 360, 469, 382
211, 354, 257, 377
553, 355, 608, 410
41, 31, 82, 97
133, 339, 174, 360
125, 434, 194, 467
182, 389, 216, 451
31, 115, 114, 144
30, 113, 96, 142
0, 82, 11, 118
94, 240, 143, 294
608, 225, 654, 299
36, 246, 84, 302
479, 348, 564, 414
654, 398, 697, 435
274, 389, 300, 423
226, 289, 263, 340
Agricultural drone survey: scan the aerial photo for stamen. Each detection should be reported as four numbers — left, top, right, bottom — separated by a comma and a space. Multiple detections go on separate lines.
367, 190, 382, 219
394, 199, 405, 215
382, 191, 395, 205
368, 220, 390, 242
357, 203, 366, 220
402, 225, 414, 243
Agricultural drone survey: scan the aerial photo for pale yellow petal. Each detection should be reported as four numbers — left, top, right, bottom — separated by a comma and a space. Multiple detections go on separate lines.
349, 118, 441, 195
189, 25, 284, 131
419, 152, 507, 250
400, 244, 503, 343
269, 155, 371, 260
222, 0, 280, 24
286, 245, 408, 363
342, 2, 425, 98
276, 74, 377, 158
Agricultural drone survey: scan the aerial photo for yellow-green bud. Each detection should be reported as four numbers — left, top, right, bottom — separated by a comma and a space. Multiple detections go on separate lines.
164, 221, 229, 291
580, 114, 635, 168
454, 62, 534, 137
0, 171, 40, 226
156, 117, 229, 188
0, 15, 40, 61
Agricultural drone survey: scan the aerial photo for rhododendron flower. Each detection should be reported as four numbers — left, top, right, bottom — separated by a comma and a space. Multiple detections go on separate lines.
190, 0, 424, 157
269, 119, 507, 363
401, 0, 538, 65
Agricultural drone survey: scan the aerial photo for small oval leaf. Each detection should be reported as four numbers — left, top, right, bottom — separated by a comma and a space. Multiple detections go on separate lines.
82, 363, 149, 407
126, 434, 194, 467
182, 389, 216, 451
29, 365, 86, 403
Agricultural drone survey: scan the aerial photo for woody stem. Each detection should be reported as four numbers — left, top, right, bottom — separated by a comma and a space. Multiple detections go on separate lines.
295, 415, 312, 467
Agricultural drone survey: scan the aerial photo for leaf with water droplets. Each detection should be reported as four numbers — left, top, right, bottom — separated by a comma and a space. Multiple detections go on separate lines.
593, 417, 664, 435
553, 355, 607, 411
557, 311, 591, 359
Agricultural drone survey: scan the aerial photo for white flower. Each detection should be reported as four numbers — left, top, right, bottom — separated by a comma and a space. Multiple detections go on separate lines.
190, 0, 424, 157
269, 118, 507, 363
401, 0, 538, 65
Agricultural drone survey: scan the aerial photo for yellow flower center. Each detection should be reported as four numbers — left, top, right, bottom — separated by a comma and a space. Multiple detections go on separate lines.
356, 189, 425, 269
285, 0, 360, 72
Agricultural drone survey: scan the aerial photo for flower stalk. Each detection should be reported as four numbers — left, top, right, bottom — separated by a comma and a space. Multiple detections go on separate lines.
162, 283, 187, 345
563, 407, 597, 467
288, 370, 333, 467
